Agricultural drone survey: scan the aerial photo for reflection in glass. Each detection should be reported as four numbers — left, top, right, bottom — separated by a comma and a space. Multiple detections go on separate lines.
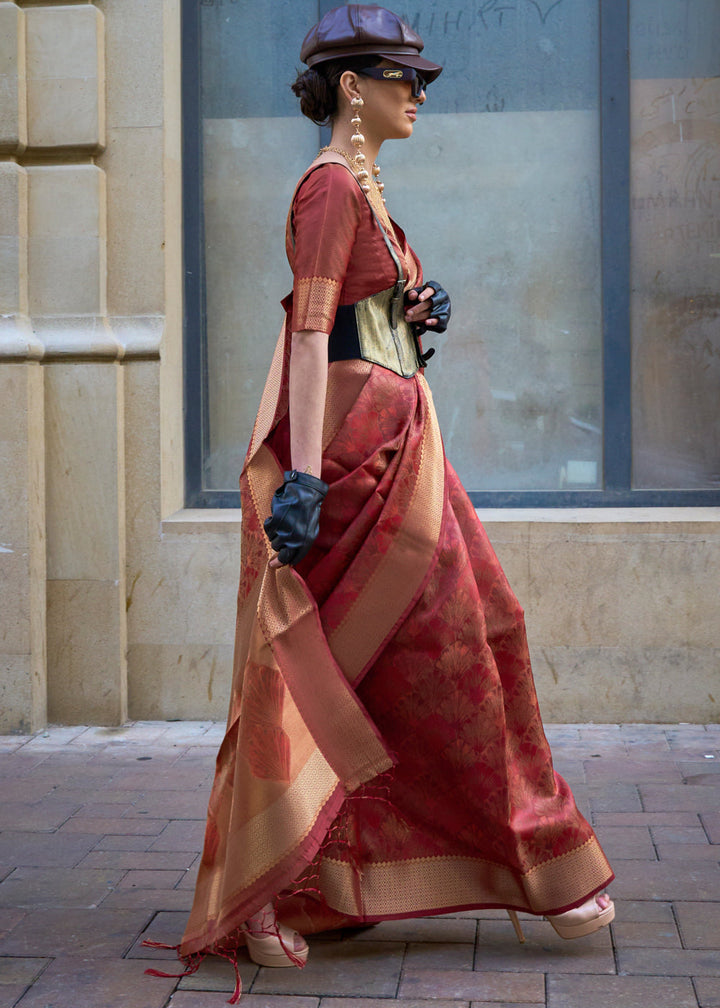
630, 0, 720, 489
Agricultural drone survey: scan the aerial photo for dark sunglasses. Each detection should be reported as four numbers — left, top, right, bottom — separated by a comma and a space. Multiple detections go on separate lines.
357, 66, 428, 99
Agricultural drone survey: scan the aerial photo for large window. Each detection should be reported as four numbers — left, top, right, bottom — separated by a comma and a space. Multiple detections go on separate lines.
183, 0, 720, 506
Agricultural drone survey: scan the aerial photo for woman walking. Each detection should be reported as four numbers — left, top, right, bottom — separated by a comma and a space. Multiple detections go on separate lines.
176, 4, 614, 999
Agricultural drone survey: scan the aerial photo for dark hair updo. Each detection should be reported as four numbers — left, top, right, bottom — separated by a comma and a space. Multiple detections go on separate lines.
291, 56, 382, 126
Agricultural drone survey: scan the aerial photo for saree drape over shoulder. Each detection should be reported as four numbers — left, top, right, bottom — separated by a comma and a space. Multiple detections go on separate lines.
180, 163, 613, 960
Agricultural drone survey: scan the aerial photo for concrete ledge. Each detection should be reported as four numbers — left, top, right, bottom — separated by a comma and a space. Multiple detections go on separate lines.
161, 506, 720, 533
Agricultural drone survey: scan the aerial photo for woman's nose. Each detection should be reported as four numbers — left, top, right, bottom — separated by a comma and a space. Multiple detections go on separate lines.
417, 88, 426, 104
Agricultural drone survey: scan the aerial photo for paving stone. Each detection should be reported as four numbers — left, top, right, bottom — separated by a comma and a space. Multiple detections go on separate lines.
113, 768, 210, 791
700, 812, 720, 843
695, 976, 720, 1007
0, 908, 152, 957
80, 849, 198, 871
610, 920, 682, 948
177, 863, 200, 889
21, 727, 88, 748
398, 968, 545, 1002
0, 907, 27, 939
118, 869, 186, 889
0, 799, 82, 831
0, 831, 101, 867
608, 859, 720, 901
149, 821, 206, 852
60, 817, 170, 836
348, 917, 476, 943
127, 910, 189, 960
176, 953, 258, 992
0, 957, 50, 984
584, 758, 684, 784
547, 974, 696, 1007
650, 825, 709, 844
617, 946, 720, 975
12, 955, 178, 1008
593, 825, 656, 859
251, 940, 404, 997
322, 1000, 470, 1008
0, 867, 124, 908
593, 812, 701, 827
94, 835, 156, 852
475, 918, 615, 974
609, 899, 676, 923
99, 887, 194, 911
403, 941, 475, 971
171, 995, 318, 1008
673, 901, 720, 949
588, 784, 642, 813
656, 842, 720, 862
68, 802, 137, 819
468, 1004, 541, 1008
640, 784, 720, 813
58, 788, 145, 807
0, 780, 55, 802
124, 791, 209, 819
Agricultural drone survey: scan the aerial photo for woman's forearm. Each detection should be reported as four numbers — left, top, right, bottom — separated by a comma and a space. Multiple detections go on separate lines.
288, 330, 329, 478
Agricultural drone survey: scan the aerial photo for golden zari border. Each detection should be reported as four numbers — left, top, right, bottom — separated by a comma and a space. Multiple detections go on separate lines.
317, 836, 612, 918
294, 275, 342, 334
210, 747, 339, 922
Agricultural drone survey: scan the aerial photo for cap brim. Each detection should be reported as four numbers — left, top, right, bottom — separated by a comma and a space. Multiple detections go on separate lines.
306, 46, 442, 83
382, 52, 443, 83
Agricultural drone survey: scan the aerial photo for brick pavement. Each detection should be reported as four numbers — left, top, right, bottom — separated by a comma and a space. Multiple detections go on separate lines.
1, 722, 719, 1008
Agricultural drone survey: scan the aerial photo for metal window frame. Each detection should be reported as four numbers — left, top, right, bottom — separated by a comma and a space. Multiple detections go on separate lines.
182, 0, 720, 509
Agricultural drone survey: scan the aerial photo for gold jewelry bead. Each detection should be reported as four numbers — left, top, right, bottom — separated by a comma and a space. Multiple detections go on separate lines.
372, 164, 381, 177
355, 152, 366, 166
351, 132, 365, 148
351, 96, 364, 108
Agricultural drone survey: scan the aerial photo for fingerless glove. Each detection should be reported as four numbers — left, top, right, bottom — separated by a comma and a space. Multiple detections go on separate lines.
405, 280, 451, 335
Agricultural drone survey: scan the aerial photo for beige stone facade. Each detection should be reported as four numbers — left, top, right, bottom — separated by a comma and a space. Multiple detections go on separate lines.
0, 1, 718, 732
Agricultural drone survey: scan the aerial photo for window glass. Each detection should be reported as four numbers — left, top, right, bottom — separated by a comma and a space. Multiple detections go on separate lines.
630, 0, 720, 489
198, 0, 602, 492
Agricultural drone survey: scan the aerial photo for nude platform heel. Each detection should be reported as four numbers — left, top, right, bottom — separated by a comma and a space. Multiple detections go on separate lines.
506, 894, 614, 943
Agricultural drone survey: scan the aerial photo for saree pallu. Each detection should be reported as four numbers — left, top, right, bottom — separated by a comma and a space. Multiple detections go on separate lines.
180, 343, 613, 960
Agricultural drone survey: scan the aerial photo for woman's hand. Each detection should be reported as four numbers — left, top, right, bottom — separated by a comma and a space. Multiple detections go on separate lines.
404, 281, 451, 334
265, 470, 329, 567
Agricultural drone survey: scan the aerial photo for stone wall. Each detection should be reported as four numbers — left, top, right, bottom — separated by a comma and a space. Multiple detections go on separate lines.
0, 0, 718, 732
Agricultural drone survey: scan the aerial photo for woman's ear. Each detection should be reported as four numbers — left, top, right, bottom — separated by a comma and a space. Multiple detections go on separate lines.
338, 70, 361, 106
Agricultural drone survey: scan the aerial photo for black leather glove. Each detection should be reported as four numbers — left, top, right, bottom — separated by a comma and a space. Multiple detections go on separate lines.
263, 470, 329, 567
405, 280, 451, 336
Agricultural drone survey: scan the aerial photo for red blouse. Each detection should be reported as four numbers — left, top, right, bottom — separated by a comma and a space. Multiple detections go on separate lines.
286, 163, 422, 335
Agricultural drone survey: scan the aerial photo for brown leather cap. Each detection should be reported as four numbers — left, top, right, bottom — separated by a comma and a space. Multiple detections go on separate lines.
300, 4, 442, 83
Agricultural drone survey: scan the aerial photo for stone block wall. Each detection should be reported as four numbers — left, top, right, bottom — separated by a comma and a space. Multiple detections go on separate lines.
0, 0, 169, 732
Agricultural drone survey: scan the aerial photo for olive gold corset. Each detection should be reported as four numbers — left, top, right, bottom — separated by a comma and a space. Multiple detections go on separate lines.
328, 282, 422, 379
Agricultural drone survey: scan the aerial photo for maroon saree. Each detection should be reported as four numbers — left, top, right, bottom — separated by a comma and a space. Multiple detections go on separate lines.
180, 163, 613, 965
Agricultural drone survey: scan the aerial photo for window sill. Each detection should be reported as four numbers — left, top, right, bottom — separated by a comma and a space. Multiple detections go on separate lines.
161, 506, 720, 534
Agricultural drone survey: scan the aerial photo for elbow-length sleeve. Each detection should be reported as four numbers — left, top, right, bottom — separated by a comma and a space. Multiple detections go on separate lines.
289, 165, 364, 334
